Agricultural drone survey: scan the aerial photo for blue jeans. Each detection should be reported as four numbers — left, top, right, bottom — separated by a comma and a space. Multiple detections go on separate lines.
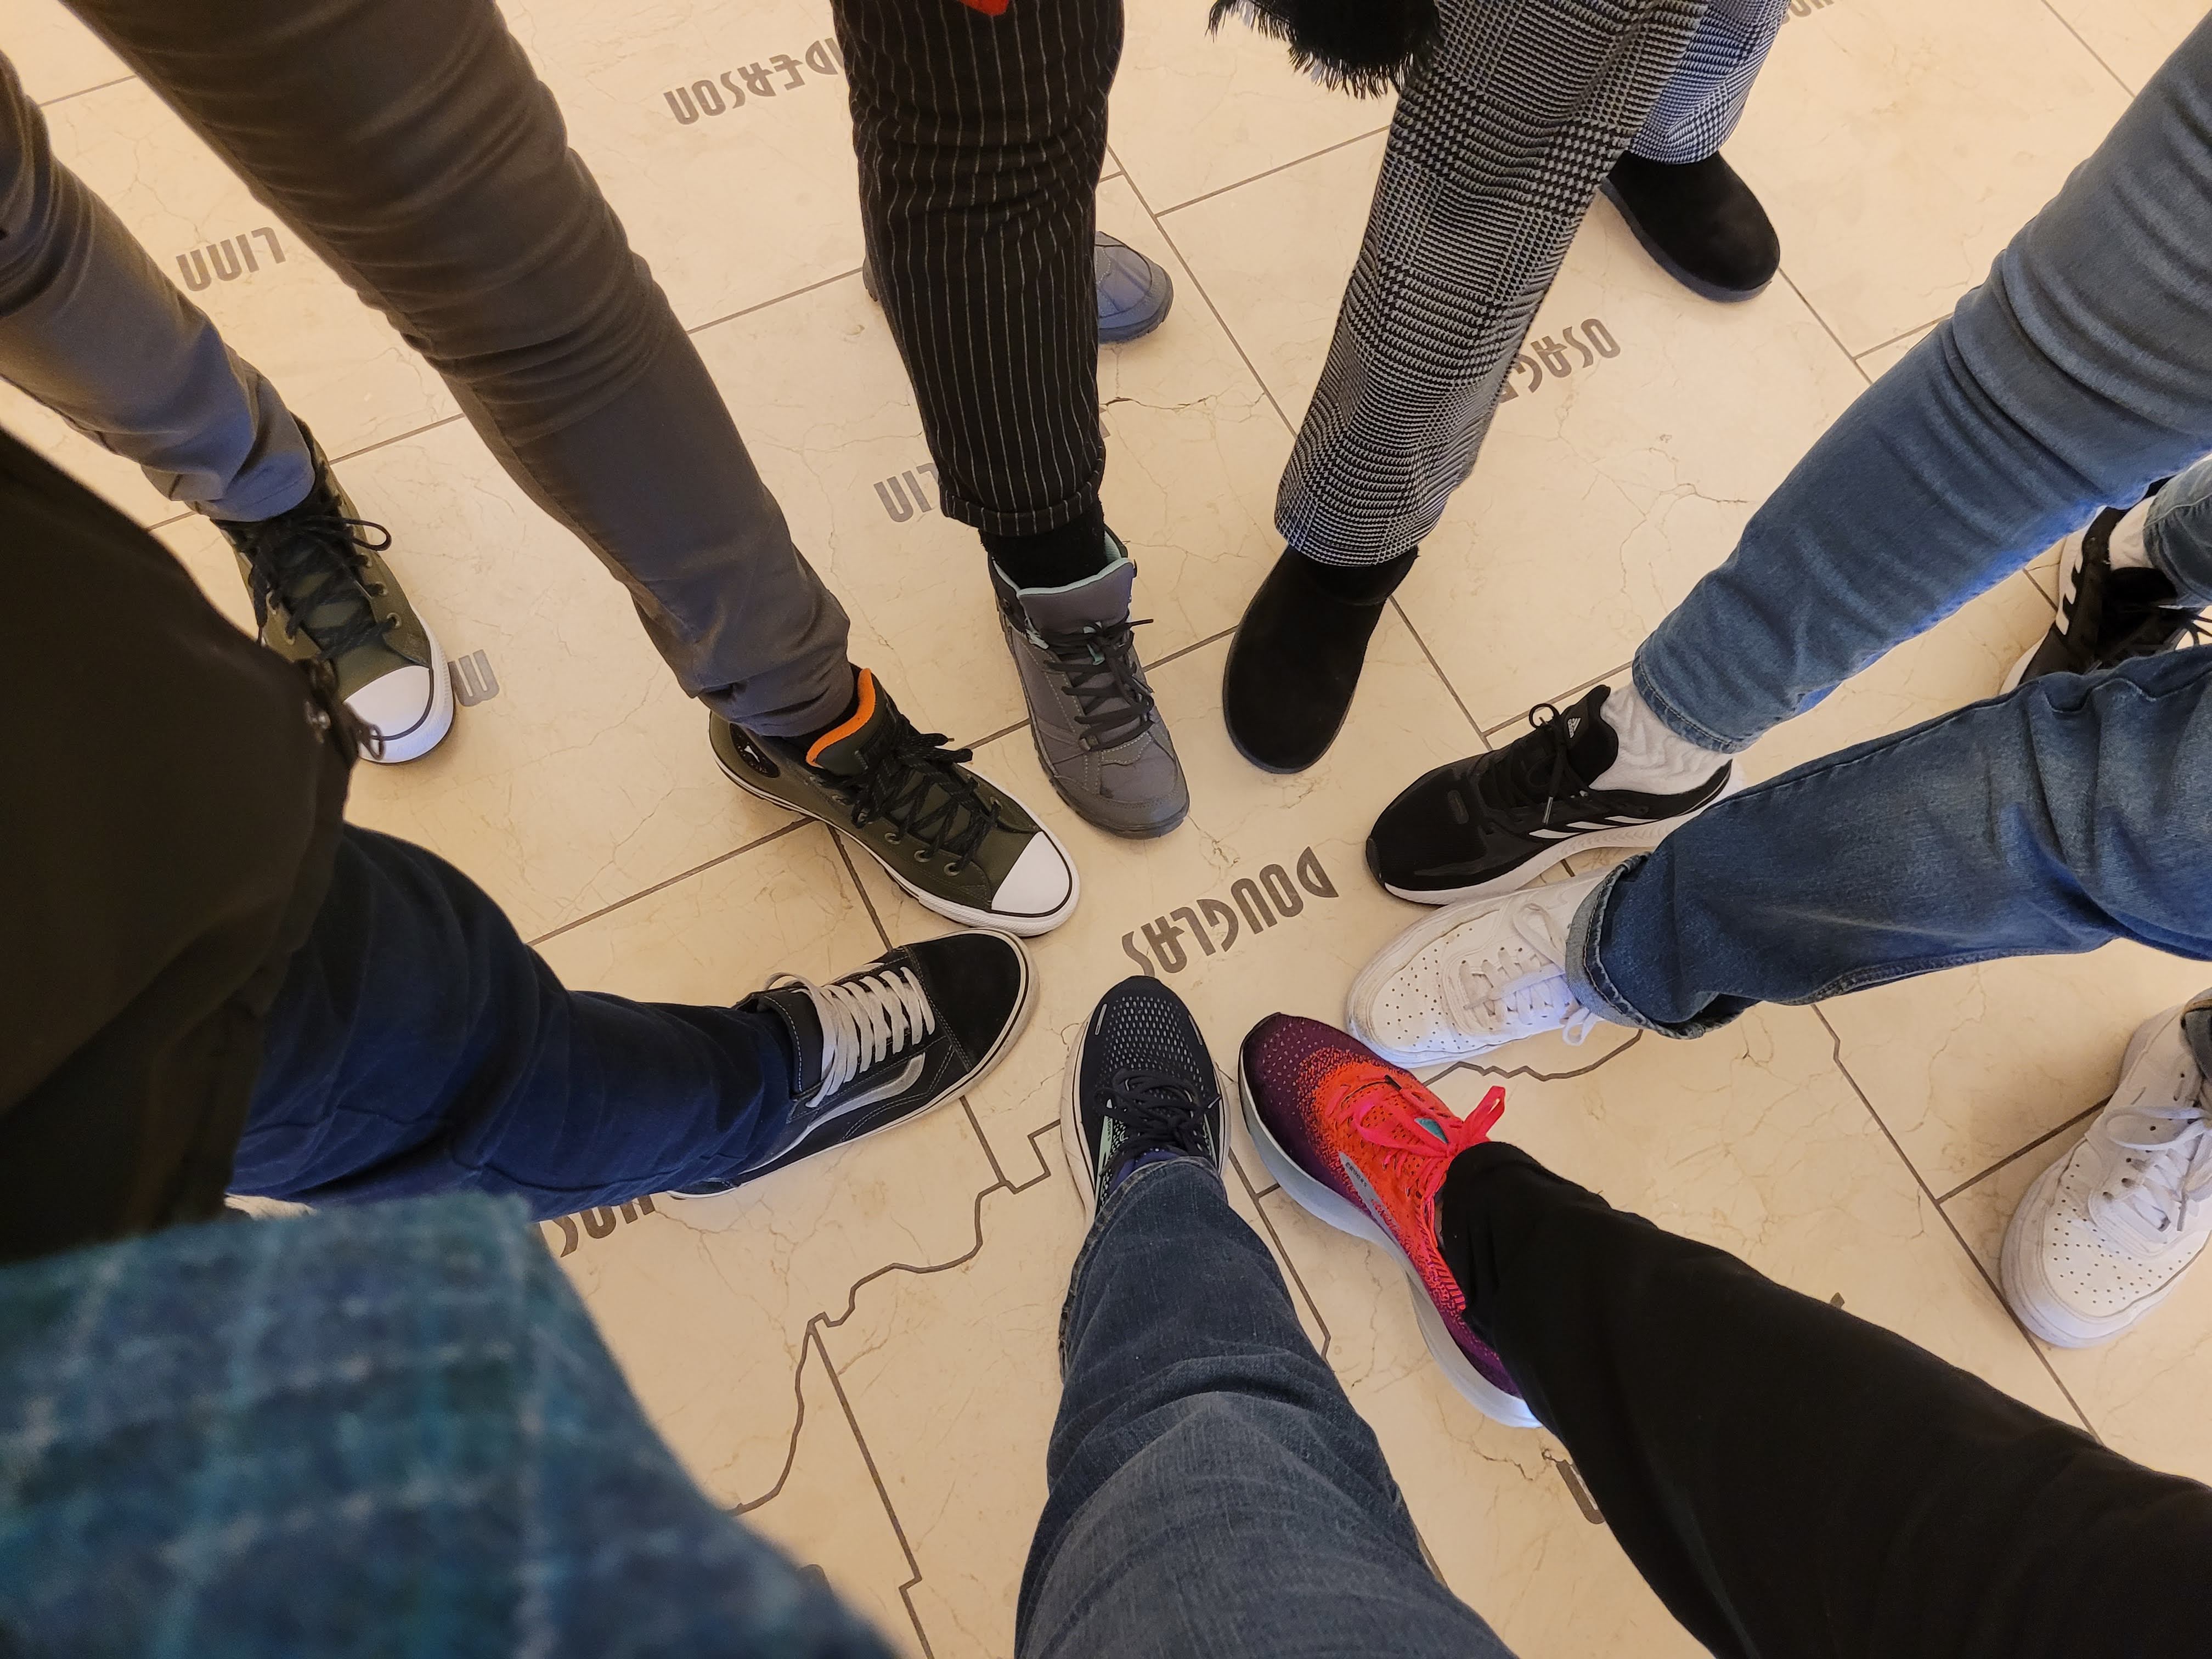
1018, 1159, 1511, 1658
231, 825, 800, 1215
1570, 16, 2212, 1034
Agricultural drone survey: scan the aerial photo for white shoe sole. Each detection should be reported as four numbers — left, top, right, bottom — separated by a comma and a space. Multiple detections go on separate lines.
1381, 774, 1745, 906
1061, 1012, 1101, 1222
1999, 1002, 2194, 1347
1238, 1051, 1538, 1428
2000, 639, 2042, 695
668, 932, 1035, 1207
359, 618, 455, 764
718, 752, 1080, 938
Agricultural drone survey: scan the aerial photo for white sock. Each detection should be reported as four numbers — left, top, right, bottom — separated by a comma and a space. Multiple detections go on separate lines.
2106, 496, 2154, 571
1589, 682, 1730, 794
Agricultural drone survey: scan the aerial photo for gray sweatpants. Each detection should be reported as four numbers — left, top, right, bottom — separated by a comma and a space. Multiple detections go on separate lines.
0, 2, 853, 736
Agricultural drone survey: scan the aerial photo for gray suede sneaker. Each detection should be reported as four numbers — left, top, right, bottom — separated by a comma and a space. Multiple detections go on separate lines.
993, 534, 1188, 838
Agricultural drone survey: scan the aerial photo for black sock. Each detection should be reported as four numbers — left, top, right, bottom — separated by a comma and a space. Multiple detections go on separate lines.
984, 499, 1110, 590
1300, 545, 1419, 604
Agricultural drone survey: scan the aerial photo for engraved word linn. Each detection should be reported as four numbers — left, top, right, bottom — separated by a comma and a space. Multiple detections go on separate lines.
176, 227, 285, 291
664, 40, 842, 123
1120, 847, 1339, 978
540, 1192, 657, 1259
1497, 316, 1619, 403
875, 461, 940, 523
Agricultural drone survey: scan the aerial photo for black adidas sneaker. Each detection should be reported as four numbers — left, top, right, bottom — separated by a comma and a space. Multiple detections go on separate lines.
2005, 493, 2207, 690
1062, 977, 1223, 1220
672, 930, 1032, 1196
1366, 685, 1731, 904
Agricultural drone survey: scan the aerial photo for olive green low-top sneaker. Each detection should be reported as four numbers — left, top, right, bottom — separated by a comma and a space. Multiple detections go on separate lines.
712, 669, 1079, 936
219, 423, 450, 763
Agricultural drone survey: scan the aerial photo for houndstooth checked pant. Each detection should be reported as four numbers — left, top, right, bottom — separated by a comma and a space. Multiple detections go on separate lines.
1280, 0, 1791, 565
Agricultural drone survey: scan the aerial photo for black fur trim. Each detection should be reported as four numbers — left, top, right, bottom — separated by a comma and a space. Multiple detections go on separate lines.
1206, 0, 1439, 98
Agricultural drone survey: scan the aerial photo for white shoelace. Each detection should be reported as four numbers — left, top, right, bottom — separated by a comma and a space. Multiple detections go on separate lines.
2091, 1099, 2212, 1251
770, 966, 936, 1097
1444, 894, 1600, 1047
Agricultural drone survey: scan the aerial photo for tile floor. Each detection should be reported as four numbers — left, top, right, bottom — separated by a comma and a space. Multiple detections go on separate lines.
9, 0, 2211, 1651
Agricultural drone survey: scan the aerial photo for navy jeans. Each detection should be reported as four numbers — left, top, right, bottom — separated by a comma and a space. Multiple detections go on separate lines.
232, 826, 800, 1216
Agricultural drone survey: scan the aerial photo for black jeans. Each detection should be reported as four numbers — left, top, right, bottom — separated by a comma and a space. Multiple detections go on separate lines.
836, 0, 1117, 537
1442, 1144, 2212, 1658
232, 827, 798, 1217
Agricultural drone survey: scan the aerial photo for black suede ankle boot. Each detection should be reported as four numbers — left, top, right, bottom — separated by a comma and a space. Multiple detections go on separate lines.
1222, 546, 1417, 774
1600, 151, 1779, 302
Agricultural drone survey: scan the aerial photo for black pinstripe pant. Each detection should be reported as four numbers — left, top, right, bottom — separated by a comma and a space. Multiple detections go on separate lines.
834, 0, 1118, 538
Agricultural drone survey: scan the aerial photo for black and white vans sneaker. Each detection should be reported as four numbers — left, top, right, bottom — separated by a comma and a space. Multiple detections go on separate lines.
1062, 977, 1223, 1220
672, 930, 1032, 1195
1366, 685, 1732, 904
2005, 493, 2207, 691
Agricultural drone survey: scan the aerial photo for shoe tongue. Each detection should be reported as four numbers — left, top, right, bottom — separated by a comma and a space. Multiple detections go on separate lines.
1007, 554, 1136, 635
805, 670, 897, 777
1561, 685, 1618, 785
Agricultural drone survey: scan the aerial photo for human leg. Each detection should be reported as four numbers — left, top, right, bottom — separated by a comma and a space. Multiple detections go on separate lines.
1226, 0, 1700, 772
69, 0, 853, 737
1025, 981, 1511, 1658
1438, 1141, 2212, 1659
1634, 14, 2212, 753
234, 826, 1030, 1216
831, 0, 1186, 835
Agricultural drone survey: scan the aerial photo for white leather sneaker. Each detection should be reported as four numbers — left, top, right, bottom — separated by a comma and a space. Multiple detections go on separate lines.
2001, 994, 2212, 1348
1347, 873, 1608, 1065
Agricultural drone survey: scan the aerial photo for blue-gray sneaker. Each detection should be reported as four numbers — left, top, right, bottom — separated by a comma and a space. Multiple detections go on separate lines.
861, 232, 1172, 345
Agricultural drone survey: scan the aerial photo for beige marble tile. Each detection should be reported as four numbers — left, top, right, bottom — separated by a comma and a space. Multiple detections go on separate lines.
1852, 319, 1936, 384
1256, 1003, 2076, 1657
1159, 130, 1383, 417
692, 173, 1289, 748
1731, 0, 2130, 354
1, 0, 127, 104
501, 0, 862, 331
851, 619, 1492, 1172
1946, 1143, 2212, 1482
37, 80, 460, 458
2044, 0, 2204, 93
1111, 0, 1392, 211
0, 378, 180, 526
159, 420, 802, 940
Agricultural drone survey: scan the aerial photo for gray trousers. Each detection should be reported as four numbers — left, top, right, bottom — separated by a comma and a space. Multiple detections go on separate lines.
2, 1, 853, 737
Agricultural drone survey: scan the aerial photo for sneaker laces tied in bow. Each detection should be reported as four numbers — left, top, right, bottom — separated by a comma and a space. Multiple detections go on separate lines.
777, 965, 936, 1097
1347, 1076, 1506, 1221
1037, 617, 1155, 751
236, 506, 397, 664
2094, 1101, 2212, 1245
844, 721, 1001, 871
1478, 702, 1579, 827
1104, 1066, 1215, 1161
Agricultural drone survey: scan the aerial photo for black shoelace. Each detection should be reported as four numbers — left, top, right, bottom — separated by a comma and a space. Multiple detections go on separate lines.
1477, 702, 1581, 827
1104, 1067, 1216, 1167
1039, 618, 1156, 750
233, 500, 397, 664
839, 718, 1001, 872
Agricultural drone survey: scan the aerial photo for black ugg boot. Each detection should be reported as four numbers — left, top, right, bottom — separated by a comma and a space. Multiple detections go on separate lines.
1601, 152, 1779, 302
1222, 546, 1417, 774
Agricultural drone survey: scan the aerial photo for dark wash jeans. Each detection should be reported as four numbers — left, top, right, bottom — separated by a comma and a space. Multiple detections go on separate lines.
232, 826, 799, 1216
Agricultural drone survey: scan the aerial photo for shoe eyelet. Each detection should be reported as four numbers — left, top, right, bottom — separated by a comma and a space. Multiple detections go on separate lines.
883, 830, 902, 845
913, 848, 932, 863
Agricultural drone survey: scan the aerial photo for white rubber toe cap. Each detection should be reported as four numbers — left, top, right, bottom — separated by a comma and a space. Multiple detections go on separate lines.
348, 634, 454, 764
990, 833, 1077, 934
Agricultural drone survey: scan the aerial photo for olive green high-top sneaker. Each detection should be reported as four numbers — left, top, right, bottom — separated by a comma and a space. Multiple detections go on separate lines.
220, 424, 450, 762
712, 669, 1078, 936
